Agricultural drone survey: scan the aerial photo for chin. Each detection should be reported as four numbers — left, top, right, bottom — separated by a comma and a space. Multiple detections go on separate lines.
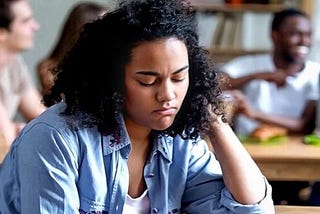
18, 46, 32, 52
153, 123, 174, 131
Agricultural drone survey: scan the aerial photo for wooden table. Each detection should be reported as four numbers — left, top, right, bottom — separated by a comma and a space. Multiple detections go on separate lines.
275, 205, 320, 213
244, 136, 320, 181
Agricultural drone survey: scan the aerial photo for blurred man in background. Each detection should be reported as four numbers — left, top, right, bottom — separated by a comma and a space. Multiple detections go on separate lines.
0, 0, 45, 145
220, 8, 319, 137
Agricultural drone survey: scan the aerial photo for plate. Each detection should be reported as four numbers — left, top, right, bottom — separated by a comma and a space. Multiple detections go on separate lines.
239, 135, 288, 145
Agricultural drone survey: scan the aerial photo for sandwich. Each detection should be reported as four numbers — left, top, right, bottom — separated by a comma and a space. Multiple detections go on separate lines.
250, 124, 288, 141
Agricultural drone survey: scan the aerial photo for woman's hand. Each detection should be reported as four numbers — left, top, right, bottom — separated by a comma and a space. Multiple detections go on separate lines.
221, 90, 258, 120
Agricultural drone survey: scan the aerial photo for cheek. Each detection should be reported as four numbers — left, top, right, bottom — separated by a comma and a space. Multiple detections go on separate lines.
124, 90, 154, 126
126, 91, 143, 107
179, 80, 189, 99
287, 36, 300, 44
124, 85, 153, 111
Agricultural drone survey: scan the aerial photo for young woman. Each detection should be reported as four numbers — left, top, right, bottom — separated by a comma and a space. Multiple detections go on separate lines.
0, 0, 274, 213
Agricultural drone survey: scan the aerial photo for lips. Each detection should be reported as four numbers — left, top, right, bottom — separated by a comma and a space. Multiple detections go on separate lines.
292, 46, 309, 55
154, 107, 177, 115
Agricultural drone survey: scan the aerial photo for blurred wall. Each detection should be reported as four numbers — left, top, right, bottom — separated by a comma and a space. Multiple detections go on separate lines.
23, 0, 114, 87
306, 0, 320, 63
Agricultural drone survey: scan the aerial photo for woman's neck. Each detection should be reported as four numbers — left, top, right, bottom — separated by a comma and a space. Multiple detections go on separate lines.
125, 118, 152, 197
125, 118, 151, 149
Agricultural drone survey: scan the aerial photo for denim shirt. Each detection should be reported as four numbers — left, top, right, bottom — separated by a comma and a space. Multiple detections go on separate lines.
0, 103, 271, 213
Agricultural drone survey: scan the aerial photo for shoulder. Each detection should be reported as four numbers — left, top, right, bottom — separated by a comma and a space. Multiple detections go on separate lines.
3, 102, 103, 175
14, 103, 99, 160
16, 103, 76, 148
221, 53, 271, 72
5, 55, 30, 82
8, 55, 28, 71
305, 60, 320, 72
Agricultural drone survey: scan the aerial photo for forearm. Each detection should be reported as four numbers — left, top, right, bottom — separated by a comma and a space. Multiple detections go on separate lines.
227, 74, 257, 89
0, 121, 20, 145
249, 110, 305, 133
0, 104, 17, 145
225, 71, 284, 90
19, 88, 46, 121
208, 118, 265, 204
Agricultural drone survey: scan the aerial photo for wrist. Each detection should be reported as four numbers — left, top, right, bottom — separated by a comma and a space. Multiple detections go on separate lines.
210, 115, 229, 133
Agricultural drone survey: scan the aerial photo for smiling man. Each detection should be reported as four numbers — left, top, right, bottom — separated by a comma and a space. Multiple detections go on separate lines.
220, 8, 319, 137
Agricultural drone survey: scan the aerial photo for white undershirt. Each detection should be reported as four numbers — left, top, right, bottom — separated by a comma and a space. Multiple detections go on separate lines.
122, 190, 150, 214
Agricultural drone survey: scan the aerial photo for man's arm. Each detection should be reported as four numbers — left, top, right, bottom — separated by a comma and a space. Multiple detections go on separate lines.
0, 87, 46, 145
18, 87, 46, 122
238, 95, 316, 134
0, 102, 18, 145
221, 70, 290, 90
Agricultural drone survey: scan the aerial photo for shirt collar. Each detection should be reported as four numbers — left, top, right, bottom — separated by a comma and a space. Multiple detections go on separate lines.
102, 114, 174, 162
102, 114, 131, 155
150, 133, 173, 162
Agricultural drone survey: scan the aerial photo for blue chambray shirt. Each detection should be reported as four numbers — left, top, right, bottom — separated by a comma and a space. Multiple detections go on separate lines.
0, 102, 271, 213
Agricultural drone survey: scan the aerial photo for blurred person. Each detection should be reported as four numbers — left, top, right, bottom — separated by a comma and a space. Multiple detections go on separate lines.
220, 8, 320, 205
220, 8, 319, 137
0, 0, 274, 213
0, 0, 45, 145
37, 2, 107, 95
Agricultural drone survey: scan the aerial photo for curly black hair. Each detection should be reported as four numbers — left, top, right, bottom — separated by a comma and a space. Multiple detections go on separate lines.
43, 0, 225, 138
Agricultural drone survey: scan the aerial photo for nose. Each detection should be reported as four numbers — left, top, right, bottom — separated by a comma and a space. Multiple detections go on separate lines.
32, 18, 40, 31
156, 80, 176, 102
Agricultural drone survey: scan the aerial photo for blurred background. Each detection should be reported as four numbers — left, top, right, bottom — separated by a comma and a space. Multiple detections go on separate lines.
24, 0, 114, 87
24, 0, 320, 86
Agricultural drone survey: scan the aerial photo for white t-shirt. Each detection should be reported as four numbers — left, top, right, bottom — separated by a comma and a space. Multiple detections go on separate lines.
0, 56, 33, 119
122, 190, 150, 214
221, 54, 320, 135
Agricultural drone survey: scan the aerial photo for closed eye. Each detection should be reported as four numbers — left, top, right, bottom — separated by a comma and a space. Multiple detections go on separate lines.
172, 77, 185, 82
171, 70, 188, 82
138, 80, 156, 86
135, 65, 189, 86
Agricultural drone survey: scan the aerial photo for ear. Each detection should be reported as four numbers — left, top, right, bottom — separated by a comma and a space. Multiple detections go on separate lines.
0, 28, 8, 42
271, 30, 279, 43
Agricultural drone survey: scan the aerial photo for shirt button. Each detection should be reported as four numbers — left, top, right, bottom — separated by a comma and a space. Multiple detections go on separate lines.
172, 208, 179, 213
152, 208, 159, 213
146, 173, 155, 178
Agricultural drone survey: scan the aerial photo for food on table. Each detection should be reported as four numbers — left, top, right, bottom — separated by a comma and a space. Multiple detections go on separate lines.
250, 124, 288, 141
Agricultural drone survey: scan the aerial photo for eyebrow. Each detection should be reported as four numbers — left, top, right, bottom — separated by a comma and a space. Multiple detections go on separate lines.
136, 65, 189, 76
